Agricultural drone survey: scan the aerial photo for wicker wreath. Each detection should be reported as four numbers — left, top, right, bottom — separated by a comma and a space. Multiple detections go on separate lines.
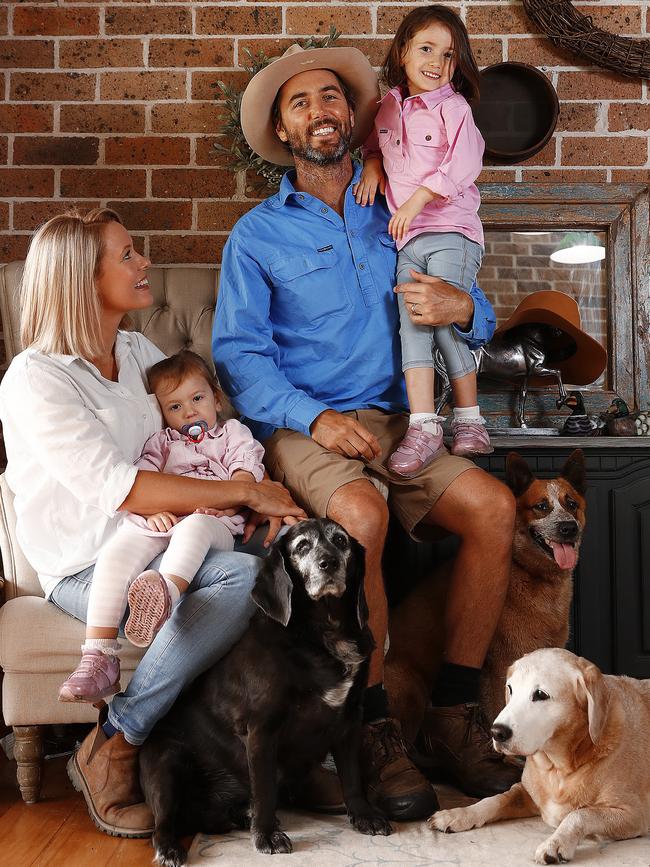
523, 0, 650, 79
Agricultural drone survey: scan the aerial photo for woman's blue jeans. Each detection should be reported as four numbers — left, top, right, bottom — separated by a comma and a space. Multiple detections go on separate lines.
50, 537, 266, 745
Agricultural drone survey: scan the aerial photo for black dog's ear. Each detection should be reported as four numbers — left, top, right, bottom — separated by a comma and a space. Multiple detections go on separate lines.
505, 452, 535, 497
561, 448, 586, 496
350, 537, 369, 630
251, 544, 292, 627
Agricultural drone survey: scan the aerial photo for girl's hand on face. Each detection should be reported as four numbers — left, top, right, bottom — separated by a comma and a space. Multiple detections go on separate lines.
146, 511, 179, 532
352, 160, 386, 206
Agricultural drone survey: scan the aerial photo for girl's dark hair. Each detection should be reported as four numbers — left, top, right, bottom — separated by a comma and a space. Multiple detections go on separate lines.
148, 350, 220, 396
382, 5, 480, 104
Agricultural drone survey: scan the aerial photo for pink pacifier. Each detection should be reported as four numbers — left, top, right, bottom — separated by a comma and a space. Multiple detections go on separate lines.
181, 420, 208, 443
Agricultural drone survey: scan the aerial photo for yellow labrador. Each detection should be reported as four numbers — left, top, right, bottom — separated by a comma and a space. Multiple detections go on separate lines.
429, 648, 650, 863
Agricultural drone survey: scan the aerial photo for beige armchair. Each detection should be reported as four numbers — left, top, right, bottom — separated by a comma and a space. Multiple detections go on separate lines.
0, 261, 222, 803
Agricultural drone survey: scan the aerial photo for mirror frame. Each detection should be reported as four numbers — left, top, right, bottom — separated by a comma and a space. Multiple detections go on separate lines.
476, 183, 649, 421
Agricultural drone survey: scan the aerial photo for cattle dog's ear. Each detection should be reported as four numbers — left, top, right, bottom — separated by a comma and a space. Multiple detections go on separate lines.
349, 536, 369, 630
505, 452, 535, 497
251, 542, 292, 627
561, 448, 586, 496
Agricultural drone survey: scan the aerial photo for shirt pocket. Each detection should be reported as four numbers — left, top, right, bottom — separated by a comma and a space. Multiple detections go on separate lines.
269, 250, 351, 327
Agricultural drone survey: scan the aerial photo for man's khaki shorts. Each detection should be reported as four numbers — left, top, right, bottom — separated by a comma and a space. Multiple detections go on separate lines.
263, 409, 475, 541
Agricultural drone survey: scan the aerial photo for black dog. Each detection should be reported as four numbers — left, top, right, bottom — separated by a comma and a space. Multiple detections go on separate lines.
140, 519, 392, 866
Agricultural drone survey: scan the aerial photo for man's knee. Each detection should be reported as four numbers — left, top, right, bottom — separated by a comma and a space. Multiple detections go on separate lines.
327, 479, 389, 551
463, 477, 516, 540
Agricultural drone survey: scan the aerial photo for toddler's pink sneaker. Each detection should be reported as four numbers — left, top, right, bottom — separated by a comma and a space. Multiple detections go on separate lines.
388, 422, 445, 478
451, 419, 494, 457
58, 649, 120, 703
125, 570, 172, 647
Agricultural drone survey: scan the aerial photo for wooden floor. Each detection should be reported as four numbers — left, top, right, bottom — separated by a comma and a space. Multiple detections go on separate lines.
0, 752, 156, 866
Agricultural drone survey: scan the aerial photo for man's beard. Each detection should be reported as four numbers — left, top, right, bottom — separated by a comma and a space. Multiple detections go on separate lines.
285, 118, 352, 166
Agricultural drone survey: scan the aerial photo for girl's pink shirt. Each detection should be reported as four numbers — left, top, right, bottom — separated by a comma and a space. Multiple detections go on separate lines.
363, 82, 485, 250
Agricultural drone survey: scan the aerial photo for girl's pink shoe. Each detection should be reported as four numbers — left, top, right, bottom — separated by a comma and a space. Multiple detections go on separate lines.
388, 422, 445, 477
125, 570, 172, 647
450, 419, 494, 456
58, 649, 121, 703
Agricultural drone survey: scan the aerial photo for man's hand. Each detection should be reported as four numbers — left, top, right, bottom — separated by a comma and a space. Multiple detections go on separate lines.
394, 271, 474, 330
242, 511, 301, 548
146, 511, 179, 532
310, 409, 381, 461
352, 158, 386, 206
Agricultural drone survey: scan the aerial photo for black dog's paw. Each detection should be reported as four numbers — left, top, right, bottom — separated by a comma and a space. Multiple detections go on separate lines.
350, 811, 392, 837
153, 835, 187, 867
253, 829, 293, 854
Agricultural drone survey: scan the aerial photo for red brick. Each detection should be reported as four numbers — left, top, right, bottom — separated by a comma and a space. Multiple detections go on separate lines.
11, 72, 95, 102
0, 168, 54, 197
0, 234, 31, 264
151, 168, 236, 198
149, 38, 234, 68
105, 136, 191, 165
610, 168, 650, 183
195, 137, 231, 167
0, 40, 54, 68
286, 7, 372, 37
13, 136, 98, 166
477, 169, 517, 183
0, 138, 6, 164
191, 70, 250, 101
105, 6, 191, 35
557, 71, 642, 101
106, 200, 192, 231
575, 5, 641, 35
149, 233, 225, 264
335, 37, 392, 67
59, 39, 144, 69
60, 168, 146, 198
13, 199, 101, 230
521, 169, 608, 182
556, 103, 598, 132
562, 135, 647, 166
608, 103, 650, 132
151, 102, 226, 134
0, 105, 53, 132
60, 104, 145, 134
0, 202, 8, 230
196, 6, 281, 35
507, 37, 577, 68
470, 38, 502, 68
466, 4, 532, 34
197, 201, 257, 231
377, 5, 461, 34
14, 6, 99, 36
100, 71, 186, 101
0, 7, 6, 37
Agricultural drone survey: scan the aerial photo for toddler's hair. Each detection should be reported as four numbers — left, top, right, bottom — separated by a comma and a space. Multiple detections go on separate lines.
382, 4, 480, 104
148, 350, 220, 397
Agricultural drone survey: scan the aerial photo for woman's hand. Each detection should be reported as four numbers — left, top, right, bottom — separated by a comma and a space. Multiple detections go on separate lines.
146, 511, 179, 532
242, 511, 301, 548
244, 479, 307, 520
352, 158, 386, 206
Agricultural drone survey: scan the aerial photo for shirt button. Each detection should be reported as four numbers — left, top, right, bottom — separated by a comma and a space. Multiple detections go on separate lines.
320, 207, 328, 214
359, 263, 365, 270
425, 134, 432, 141
396, 139, 400, 145
350, 230, 357, 237
298, 194, 305, 200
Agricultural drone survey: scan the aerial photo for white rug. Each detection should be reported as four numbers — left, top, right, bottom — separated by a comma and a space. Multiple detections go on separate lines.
187, 786, 650, 866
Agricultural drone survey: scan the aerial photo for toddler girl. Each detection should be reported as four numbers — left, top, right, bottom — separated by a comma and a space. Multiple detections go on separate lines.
355, 4, 492, 473
59, 350, 265, 703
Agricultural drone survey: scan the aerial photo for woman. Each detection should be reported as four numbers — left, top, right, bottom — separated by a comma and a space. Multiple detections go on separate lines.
0, 209, 305, 837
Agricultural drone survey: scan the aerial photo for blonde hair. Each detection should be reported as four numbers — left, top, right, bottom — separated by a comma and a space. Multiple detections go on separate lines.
20, 208, 123, 359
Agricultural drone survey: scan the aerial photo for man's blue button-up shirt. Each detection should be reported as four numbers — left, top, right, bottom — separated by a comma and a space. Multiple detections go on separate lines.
214, 164, 495, 443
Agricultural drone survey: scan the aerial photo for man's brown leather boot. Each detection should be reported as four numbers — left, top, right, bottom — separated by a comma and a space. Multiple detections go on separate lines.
67, 706, 153, 837
360, 717, 439, 821
417, 702, 522, 798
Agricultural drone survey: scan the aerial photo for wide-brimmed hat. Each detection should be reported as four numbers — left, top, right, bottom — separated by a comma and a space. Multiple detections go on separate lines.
495, 290, 607, 385
240, 44, 380, 166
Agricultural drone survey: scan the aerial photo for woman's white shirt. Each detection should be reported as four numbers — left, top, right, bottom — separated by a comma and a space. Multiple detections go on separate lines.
0, 331, 165, 596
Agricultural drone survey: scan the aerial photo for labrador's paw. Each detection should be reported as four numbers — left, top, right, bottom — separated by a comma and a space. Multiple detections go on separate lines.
428, 806, 483, 834
350, 810, 392, 836
253, 829, 293, 854
153, 836, 187, 867
534, 833, 576, 864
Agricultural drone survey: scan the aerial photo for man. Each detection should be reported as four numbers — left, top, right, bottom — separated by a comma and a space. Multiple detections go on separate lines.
214, 45, 520, 821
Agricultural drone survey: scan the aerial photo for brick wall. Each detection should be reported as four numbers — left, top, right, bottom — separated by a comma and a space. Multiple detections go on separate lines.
0, 0, 649, 266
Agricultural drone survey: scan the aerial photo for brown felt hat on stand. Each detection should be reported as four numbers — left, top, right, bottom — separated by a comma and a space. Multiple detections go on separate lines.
496, 290, 608, 386
240, 44, 380, 166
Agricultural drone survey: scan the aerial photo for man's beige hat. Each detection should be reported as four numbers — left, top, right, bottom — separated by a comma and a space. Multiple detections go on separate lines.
240, 44, 380, 166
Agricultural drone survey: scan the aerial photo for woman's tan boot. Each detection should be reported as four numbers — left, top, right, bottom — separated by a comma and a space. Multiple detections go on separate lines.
67, 704, 153, 837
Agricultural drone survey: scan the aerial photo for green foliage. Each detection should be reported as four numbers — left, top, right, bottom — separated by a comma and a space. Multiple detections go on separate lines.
213, 28, 342, 195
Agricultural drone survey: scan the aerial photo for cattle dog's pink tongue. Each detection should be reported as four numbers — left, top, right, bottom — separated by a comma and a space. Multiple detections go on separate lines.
549, 541, 577, 570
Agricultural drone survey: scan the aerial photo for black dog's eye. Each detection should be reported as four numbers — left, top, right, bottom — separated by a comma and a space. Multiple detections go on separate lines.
295, 539, 310, 555
332, 533, 348, 548
532, 689, 550, 702
565, 497, 578, 512
533, 500, 550, 513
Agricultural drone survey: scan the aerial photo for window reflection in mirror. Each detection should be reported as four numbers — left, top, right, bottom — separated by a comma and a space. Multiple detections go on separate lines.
478, 230, 608, 386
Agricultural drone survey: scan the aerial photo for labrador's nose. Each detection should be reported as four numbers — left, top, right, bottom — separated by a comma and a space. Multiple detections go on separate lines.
318, 555, 339, 573
491, 723, 512, 743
